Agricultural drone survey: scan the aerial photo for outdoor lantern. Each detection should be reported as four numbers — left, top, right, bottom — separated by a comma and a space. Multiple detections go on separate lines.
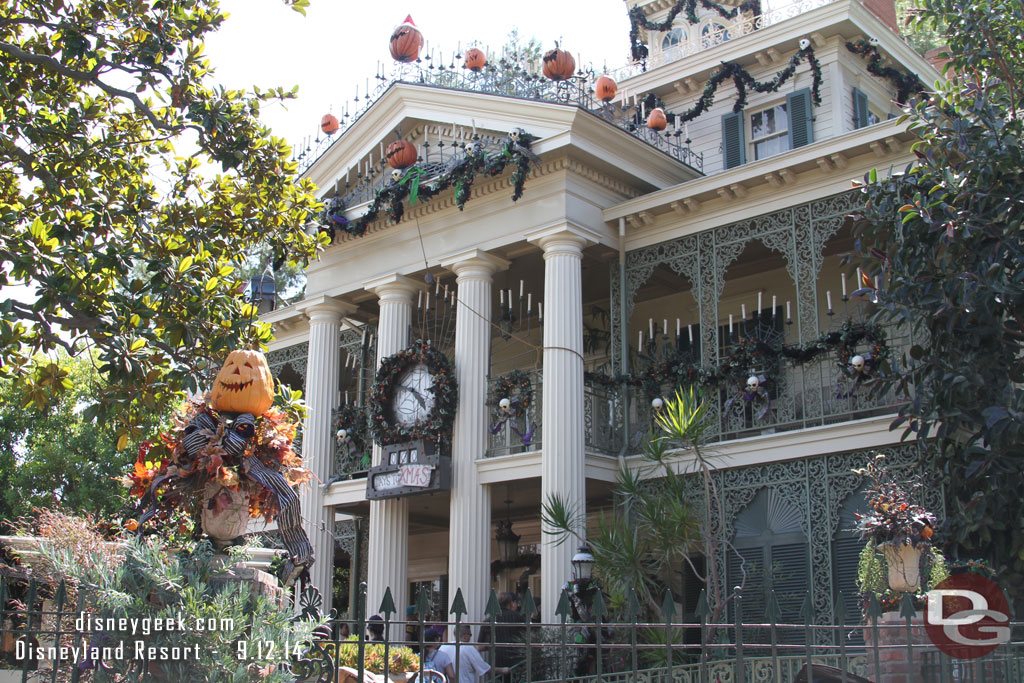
495, 518, 520, 563
571, 544, 595, 582
651, 397, 664, 411
249, 273, 277, 315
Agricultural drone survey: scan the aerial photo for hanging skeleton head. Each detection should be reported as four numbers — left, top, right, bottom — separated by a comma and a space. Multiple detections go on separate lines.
651, 397, 665, 411
391, 168, 404, 182
499, 397, 512, 413
746, 375, 761, 392
850, 354, 866, 373
336, 428, 351, 444
509, 128, 523, 141
799, 38, 811, 50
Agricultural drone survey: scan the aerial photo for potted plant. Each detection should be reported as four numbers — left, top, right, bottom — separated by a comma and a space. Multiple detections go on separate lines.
324, 639, 421, 683
852, 454, 938, 592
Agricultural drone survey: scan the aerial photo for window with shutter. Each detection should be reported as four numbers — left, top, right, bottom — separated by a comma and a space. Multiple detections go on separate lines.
786, 88, 814, 149
722, 111, 745, 169
852, 87, 870, 129
834, 491, 869, 644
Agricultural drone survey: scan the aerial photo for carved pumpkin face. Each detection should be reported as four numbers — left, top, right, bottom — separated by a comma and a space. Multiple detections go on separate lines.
386, 140, 417, 169
464, 48, 487, 72
542, 47, 576, 81
389, 15, 423, 63
210, 350, 275, 415
595, 75, 618, 103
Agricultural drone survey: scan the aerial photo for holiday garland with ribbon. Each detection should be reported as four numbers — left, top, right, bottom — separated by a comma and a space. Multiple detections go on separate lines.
846, 40, 925, 104
334, 403, 370, 467
319, 133, 539, 243
489, 369, 534, 419
585, 319, 888, 398
368, 340, 458, 446
628, 0, 763, 62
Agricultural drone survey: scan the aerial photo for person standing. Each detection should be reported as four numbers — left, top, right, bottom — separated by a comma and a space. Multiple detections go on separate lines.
440, 625, 510, 683
479, 592, 526, 680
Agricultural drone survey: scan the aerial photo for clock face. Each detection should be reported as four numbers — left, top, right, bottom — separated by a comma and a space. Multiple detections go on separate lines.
391, 363, 436, 427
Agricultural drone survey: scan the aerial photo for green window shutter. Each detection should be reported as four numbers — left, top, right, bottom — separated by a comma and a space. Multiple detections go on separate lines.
852, 87, 870, 129
786, 88, 814, 149
721, 111, 745, 169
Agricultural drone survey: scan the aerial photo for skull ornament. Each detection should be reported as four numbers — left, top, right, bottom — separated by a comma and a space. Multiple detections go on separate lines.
799, 38, 811, 50
336, 428, 350, 444
499, 397, 512, 413
746, 375, 761, 392
391, 168, 404, 182
651, 397, 665, 411
509, 128, 522, 141
850, 355, 866, 372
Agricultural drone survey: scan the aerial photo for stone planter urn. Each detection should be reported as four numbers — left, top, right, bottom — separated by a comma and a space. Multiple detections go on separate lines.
880, 541, 924, 593
200, 483, 250, 549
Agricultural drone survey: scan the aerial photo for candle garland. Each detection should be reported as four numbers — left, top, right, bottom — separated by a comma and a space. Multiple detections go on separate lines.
846, 40, 925, 104
585, 319, 889, 399
628, 0, 763, 62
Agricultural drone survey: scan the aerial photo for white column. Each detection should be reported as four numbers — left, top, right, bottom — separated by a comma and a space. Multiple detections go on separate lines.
441, 250, 510, 623
527, 226, 596, 622
299, 296, 356, 605
363, 274, 419, 630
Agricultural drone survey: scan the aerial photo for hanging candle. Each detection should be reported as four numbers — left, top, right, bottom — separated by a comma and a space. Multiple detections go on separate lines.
389, 15, 424, 63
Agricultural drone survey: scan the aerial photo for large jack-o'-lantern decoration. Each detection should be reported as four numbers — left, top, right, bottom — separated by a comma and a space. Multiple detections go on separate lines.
389, 15, 423, 63
210, 349, 275, 415
542, 45, 576, 81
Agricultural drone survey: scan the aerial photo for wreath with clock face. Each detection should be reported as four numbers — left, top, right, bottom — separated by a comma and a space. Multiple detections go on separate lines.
368, 340, 457, 446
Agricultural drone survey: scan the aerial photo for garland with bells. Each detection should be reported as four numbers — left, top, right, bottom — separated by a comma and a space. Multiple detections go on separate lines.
318, 133, 539, 243
368, 340, 458, 446
628, 0, 762, 62
585, 319, 888, 399
846, 40, 925, 104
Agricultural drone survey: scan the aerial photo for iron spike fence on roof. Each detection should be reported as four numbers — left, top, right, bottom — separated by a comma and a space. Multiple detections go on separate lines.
3, 576, 1023, 682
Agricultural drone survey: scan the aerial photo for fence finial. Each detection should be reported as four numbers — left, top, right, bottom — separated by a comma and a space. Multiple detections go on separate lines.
449, 588, 467, 618
379, 586, 397, 618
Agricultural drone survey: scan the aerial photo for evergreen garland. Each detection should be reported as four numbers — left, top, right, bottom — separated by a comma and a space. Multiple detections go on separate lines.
318, 133, 539, 243
489, 369, 534, 419
368, 340, 458, 446
628, 0, 762, 61
846, 40, 925, 104
585, 319, 888, 399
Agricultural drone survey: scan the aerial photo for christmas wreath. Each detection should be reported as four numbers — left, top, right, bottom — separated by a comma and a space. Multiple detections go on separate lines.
368, 340, 458, 446
490, 369, 534, 419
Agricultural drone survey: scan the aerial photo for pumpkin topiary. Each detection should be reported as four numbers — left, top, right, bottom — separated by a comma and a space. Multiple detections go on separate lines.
464, 47, 487, 72
595, 75, 618, 103
386, 140, 418, 169
542, 46, 576, 81
389, 15, 423, 63
210, 349, 275, 415
321, 114, 339, 135
647, 107, 668, 131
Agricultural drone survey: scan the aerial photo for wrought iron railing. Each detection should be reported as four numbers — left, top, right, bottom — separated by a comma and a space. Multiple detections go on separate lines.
485, 369, 543, 458
4, 575, 1023, 683
297, 59, 702, 178
609, 0, 840, 81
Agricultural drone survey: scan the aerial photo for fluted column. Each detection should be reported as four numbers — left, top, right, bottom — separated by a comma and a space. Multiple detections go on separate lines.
364, 274, 419, 631
299, 296, 356, 605
527, 226, 597, 622
441, 250, 510, 623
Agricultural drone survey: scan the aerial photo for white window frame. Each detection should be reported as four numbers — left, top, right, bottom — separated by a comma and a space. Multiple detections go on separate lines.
699, 18, 731, 49
660, 26, 684, 52
748, 100, 791, 161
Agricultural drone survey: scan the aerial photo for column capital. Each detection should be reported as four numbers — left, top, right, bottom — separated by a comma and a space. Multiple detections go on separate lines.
439, 249, 510, 281
363, 273, 424, 303
297, 295, 357, 323
526, 225, 601, 255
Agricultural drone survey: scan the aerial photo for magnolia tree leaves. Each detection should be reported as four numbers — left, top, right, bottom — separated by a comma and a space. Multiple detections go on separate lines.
0, 0, 328, 448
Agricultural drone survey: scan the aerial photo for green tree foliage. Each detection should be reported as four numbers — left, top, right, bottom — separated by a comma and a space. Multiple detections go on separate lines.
0, 351, 154, 521
0, 0, 327, 451
853, 0, 1024, 601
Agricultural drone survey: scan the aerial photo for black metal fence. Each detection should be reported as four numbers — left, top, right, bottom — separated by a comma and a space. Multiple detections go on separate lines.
3, 577, 1022, 682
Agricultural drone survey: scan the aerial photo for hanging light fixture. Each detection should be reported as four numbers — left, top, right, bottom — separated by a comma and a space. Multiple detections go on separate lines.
571, 543, 595, 583
495, 498, 520, 563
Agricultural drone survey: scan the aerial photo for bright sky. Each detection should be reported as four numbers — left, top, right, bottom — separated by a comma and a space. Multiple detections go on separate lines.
206, 0, 633, 157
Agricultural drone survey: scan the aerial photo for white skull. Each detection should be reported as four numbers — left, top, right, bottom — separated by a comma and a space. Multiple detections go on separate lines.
799, 38, 811, 50
391, 168, 404, 182
499, 397, 511, 413
850, 355, 866, 372
336, 428, 349, 443
746, 375, 760, 391
509, 128, 521, 141
651, 397, 664, 411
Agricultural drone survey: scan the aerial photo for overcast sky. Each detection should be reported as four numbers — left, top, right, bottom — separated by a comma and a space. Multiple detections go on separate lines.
205, 0, 634, 155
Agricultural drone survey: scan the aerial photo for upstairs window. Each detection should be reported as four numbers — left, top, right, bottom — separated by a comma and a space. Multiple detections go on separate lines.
751, 103, 790, 161
661, 27, 684, 51
721, 88, 814, 170
700, 20, 731, 49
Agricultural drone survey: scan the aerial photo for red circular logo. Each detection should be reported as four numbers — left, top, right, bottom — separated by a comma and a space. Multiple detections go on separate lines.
925, 573, 1010, 659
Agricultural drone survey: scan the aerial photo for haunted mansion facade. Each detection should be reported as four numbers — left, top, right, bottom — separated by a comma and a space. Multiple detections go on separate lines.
262, 0, 945, 636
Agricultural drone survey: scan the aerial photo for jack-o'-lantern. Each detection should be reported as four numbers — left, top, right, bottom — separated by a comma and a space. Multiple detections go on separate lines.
210, 349, 275, 415
321, 114, 339, 135
389, 15, 423, 63
595, 75, 618, 103
542, 46, 576, 81
464, 48, 487, 72
386, 140, 418, 169
647, 107, 668, 131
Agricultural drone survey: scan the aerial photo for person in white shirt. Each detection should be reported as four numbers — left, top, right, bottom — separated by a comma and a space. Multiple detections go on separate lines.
439, 624, 509, 683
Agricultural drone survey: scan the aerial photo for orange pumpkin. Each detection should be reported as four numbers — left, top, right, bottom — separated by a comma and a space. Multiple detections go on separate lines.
542, 46, 576, 81
210, 349, 275, 415
647, 107, 668, 131
595, 75, 618, 103
321, 114, 339, 135
464, 47, 487, 72
389, 15, 423, 63
386, 140, 418, 169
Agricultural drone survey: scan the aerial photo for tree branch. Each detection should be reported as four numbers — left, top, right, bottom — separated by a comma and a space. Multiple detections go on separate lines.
0, 137, 60, 190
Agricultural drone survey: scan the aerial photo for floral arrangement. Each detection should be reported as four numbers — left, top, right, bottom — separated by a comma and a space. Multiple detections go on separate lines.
324, 639, 421, 675
852, 454, 937, 547
368, 340, 457, 446
857, 539, 950, 612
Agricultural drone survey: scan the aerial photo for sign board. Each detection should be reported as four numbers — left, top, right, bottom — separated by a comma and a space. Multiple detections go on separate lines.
365, 440, 451, 500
